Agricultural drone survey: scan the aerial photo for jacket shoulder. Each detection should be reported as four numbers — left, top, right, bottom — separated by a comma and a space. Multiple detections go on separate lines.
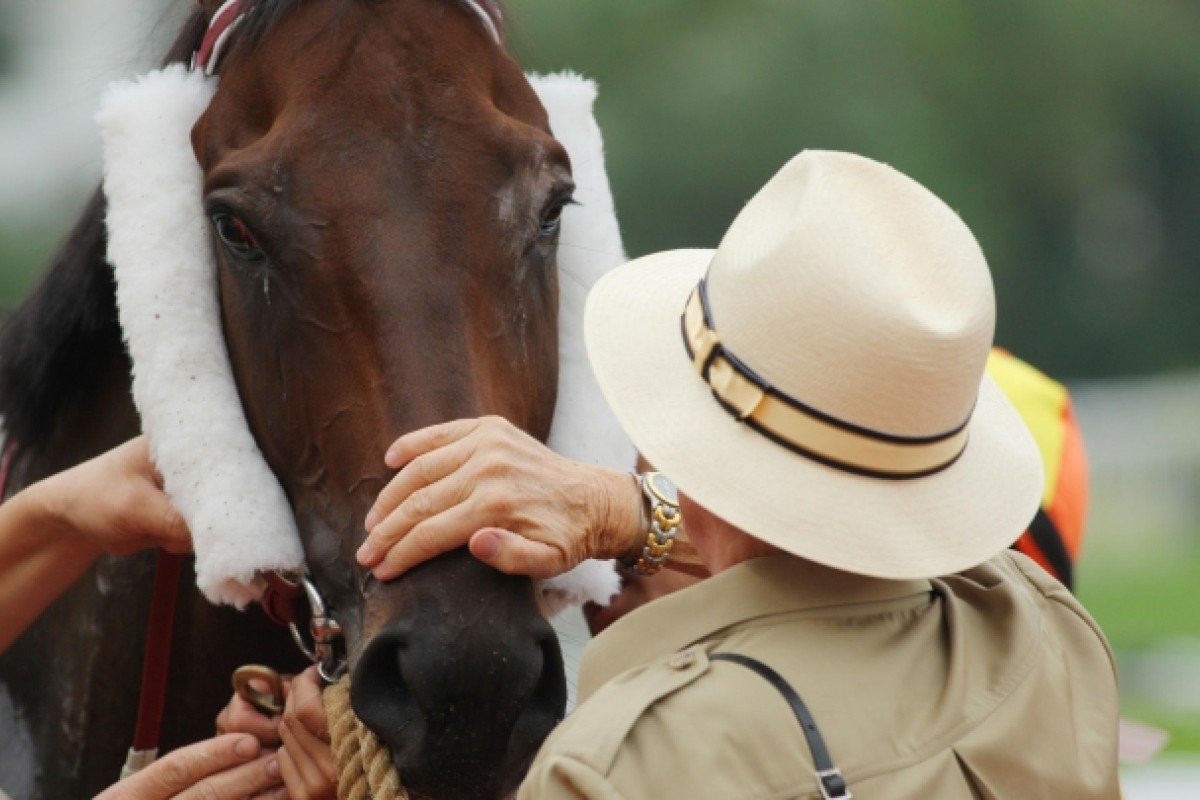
994, 550, 1118, 677
525, 644, 834, 799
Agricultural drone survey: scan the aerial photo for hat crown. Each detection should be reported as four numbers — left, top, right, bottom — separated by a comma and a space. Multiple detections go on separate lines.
705, 151, 995, 439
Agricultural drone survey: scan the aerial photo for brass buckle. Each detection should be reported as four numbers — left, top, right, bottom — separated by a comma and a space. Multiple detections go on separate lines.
231, 664, 285, 716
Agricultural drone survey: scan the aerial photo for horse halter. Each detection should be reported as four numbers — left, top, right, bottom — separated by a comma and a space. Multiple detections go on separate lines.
261, 570, 349, 683
194, 0, 505, 76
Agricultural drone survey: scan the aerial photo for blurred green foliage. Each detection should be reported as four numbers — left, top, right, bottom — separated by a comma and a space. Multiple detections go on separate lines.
509, 0, 1200, 380
1079, 546, 1200, 650
1077, 537, 1200, 754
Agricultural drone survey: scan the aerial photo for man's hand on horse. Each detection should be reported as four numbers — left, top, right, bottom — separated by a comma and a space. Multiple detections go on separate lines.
357, 416, 644, 581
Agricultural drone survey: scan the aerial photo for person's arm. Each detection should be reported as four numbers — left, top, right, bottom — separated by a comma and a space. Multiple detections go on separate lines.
355, 416, 645, 581
0, 435, 190, 652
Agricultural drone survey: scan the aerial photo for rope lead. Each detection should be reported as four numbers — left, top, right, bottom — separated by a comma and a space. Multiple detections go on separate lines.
324, 677, 408, 800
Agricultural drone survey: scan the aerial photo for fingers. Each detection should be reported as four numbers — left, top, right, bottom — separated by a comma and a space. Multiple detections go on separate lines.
367, 504, 483, 580
382, 417, 486, 470
359, 440, 475, 563
174, 754, 280, 800
468, 528, 572, 580
248, 789, 290, 800
93, 734, 260, 799
141, 492, 192, 555
277, 724, 337, 799
124, 438, 191, 553
287, 668, 331, 742
216, 692, 283, 746
277, 667, 336, 799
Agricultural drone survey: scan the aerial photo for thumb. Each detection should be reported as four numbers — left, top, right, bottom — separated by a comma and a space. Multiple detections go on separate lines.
468, 528, 571, 579
138, 490, 193, 554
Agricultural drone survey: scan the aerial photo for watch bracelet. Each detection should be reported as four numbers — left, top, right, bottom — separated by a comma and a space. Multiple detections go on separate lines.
624, 473, 682, 576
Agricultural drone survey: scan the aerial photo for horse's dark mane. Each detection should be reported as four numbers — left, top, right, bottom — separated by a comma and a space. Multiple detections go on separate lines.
0, 12, 208, 452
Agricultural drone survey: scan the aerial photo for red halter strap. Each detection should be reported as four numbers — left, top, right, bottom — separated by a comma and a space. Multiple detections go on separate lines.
130, 551, 185, 753
260, 569, 303, 626
193, 0, 247, 75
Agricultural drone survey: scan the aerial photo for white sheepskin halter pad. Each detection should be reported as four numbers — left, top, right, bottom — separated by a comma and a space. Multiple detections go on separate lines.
97, 65, 629, 610
532, 72, 630, 615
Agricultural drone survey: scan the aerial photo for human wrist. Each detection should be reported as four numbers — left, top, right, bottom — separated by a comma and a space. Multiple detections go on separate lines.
20, 476, 102, 557
622, 472, 681, 576
592, 468, 646, 562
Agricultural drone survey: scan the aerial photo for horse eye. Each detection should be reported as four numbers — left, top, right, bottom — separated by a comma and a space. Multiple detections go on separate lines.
212, 212, 264, 261
538, 203, 566, 239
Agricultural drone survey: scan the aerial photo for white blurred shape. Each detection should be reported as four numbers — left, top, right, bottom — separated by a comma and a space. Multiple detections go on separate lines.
0, 0, 179, 220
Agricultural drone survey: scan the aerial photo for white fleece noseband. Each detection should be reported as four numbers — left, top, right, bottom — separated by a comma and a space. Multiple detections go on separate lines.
98, 66, 630, 611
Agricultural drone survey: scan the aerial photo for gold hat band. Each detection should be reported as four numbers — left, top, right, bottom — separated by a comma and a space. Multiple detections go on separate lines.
681, 282, 970, 479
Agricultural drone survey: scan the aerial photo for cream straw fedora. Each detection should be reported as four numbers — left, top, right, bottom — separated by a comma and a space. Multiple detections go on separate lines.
584, 150, 1044, 579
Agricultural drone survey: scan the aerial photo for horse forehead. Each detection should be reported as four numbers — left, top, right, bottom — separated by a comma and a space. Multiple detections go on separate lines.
239, 0, 505, 84
204, 2, 544, 155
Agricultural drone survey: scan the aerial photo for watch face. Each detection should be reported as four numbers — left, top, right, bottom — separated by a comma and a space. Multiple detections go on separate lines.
646, 472, 679, 505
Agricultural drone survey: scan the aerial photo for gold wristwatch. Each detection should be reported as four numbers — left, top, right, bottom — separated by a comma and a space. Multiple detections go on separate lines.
624, 471, 682, 576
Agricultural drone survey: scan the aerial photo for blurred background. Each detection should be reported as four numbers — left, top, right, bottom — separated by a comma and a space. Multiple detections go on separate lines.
1, 0, 1197, 792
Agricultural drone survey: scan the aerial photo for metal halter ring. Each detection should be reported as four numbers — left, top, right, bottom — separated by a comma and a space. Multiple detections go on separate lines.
280, 572, 348, 683
231, 664, 286, 716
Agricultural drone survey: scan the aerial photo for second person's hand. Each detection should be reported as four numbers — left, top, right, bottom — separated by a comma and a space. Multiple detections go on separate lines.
92, 734, 279, 800
32, 435, 191, 557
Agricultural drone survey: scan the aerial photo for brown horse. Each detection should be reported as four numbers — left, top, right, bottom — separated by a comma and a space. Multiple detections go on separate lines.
0, 1, 573, 798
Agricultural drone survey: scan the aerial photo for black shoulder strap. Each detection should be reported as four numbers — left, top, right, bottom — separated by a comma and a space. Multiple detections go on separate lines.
710, 652, 850, 800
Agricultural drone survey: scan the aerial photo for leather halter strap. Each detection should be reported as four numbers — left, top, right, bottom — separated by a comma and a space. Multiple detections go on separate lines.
193, 0, 247, 75
260, 568, 304, 626
130, 552, 185, 754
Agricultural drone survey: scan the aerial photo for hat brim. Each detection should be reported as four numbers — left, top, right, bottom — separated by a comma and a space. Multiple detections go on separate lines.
584, 249, 1045, 580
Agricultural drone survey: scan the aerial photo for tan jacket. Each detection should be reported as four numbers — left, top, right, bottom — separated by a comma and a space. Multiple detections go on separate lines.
520, 552, 1120, 799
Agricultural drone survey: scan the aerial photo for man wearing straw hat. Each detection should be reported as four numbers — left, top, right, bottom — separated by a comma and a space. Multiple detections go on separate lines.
306, 150, 1124, 797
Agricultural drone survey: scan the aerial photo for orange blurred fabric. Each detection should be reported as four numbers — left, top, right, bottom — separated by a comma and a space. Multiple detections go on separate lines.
987, 348, 1089, 588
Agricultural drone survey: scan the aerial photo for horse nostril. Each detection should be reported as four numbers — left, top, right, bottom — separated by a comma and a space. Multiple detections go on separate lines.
350, 626, 424, 763
501, 630, 567, 791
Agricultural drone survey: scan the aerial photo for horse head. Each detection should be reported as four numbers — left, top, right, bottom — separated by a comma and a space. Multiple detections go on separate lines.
192, 1, 571, 795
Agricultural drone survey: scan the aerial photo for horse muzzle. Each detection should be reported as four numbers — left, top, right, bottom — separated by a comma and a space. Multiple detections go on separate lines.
349, 550, 566, 800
